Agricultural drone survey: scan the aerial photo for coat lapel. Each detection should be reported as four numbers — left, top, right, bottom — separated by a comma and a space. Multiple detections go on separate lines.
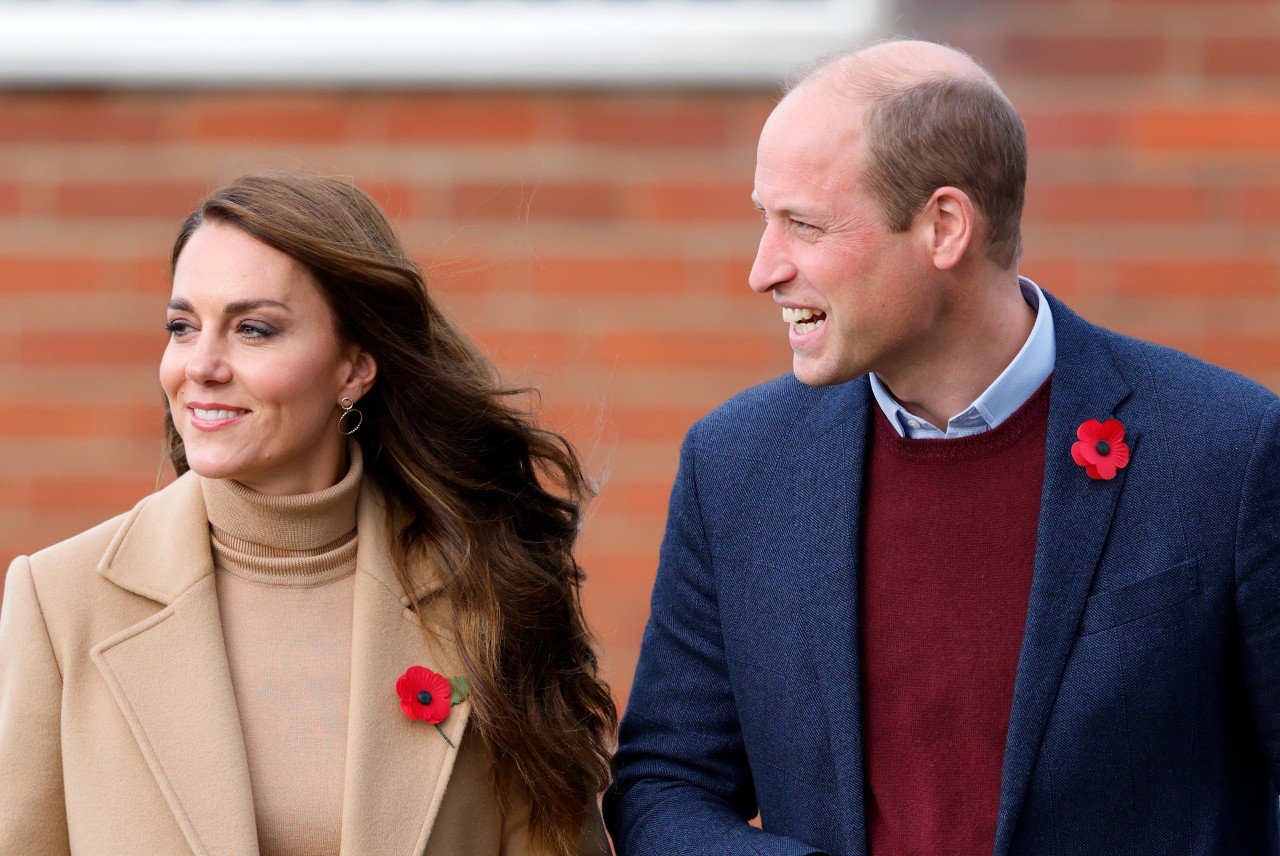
92, 473, 470, 856
91, 473, 260, 856
793, 377, 871, 855
339, 482, 469, 856
993, 295, 1135, 856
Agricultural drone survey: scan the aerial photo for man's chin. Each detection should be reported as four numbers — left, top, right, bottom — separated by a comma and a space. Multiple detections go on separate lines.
793, 357, 861, 388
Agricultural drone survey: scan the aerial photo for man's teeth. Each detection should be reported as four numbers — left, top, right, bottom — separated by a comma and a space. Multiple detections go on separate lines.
781, 307, 826, 332
781, 307, 820, 323
194, 408, 244, 420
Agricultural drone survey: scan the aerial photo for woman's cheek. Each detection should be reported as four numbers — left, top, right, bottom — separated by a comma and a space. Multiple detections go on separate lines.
158, 351, 186, 425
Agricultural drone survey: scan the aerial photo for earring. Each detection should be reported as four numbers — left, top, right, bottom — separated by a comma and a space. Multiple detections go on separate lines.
338, 396, 364, 435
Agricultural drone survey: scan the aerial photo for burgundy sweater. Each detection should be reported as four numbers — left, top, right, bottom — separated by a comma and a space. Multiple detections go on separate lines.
860, 378, 1051, 855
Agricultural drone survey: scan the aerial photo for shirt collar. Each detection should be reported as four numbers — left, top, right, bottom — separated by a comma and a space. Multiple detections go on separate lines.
869, 276, 1056, 439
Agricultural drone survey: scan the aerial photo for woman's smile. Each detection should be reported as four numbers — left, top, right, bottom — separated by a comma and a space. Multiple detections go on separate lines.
187, 402, 251, 430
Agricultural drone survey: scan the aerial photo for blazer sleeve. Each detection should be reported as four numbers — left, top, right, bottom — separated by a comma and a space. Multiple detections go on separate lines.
604, 427, 825, 856
0, 556, 72, 856
1233, 398, 1280, 784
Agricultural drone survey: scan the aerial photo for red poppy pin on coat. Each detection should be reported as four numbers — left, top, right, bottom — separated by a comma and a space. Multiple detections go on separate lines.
396, 665, 470, 748
1071, 418, 1130, 480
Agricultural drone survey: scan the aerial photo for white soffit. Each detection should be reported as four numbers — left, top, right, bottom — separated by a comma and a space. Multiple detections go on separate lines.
0, 0, 882, 87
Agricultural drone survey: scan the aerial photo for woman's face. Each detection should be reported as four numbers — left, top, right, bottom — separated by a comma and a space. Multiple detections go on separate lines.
160, 222, 376, 495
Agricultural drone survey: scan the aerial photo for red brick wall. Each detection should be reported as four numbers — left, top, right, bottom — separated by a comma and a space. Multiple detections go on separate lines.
3, 0, 1280, 706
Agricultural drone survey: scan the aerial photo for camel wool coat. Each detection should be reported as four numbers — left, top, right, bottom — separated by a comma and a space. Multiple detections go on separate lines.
0, 471, 610, 856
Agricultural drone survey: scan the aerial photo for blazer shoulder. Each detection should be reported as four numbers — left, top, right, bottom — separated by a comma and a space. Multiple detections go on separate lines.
1102, 326, 1279, 427
690, 372, 864, 453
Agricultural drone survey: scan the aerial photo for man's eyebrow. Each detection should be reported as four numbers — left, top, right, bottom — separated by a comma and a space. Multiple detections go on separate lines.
167, 298, 291, 314
751, 195, 817, 219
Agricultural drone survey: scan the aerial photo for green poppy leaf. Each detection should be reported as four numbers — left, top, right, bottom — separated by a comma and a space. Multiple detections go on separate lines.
449, 675, 471, 705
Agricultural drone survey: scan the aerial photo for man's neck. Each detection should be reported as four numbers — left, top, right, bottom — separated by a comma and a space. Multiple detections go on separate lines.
875, 274, 1036, 430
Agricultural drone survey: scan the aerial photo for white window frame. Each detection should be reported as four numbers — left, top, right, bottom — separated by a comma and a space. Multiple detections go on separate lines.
0, 0, 881, 87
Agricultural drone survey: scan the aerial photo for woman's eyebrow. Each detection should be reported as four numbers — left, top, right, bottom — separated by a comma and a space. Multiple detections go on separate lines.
166, 297, 291, 314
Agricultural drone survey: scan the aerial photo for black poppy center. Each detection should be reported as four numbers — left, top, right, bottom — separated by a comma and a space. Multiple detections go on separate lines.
417, 690, 433, 705
1095, 440, 1111, 456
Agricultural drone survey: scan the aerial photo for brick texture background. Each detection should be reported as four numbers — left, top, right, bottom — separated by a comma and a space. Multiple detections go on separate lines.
3, 0, 1280, 706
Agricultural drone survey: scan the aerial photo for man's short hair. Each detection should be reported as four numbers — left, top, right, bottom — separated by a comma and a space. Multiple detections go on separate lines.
788, 52, 1027, 269
862, 77, 1026, 269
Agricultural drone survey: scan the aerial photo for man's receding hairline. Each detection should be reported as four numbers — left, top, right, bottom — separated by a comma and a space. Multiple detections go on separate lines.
785, 40, 1003, 108
774, 39, 1028, 269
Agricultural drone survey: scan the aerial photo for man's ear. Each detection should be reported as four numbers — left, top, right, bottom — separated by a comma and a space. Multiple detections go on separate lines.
924, 186, 976, 271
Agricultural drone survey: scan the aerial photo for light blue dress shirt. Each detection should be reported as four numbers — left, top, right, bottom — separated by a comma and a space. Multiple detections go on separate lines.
869, 276, 1056, 439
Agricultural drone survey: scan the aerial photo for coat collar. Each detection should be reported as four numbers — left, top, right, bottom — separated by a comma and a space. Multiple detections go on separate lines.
97, 470, 215, 605
97, 471, 443, 608
92, 471, 462, 856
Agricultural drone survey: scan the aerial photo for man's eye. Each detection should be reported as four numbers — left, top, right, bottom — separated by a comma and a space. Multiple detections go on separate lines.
792, 219, 816, 233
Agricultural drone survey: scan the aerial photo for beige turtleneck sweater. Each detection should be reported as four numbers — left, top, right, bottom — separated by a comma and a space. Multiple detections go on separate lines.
202, 445, 363, 856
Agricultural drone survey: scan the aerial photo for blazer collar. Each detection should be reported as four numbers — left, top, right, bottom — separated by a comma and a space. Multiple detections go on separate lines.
93, 471, 462, 856
993, 291, 1134, 856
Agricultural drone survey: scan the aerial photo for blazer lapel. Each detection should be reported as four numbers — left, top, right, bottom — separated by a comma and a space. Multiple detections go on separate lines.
339, 482, 469, 856
993, 295, 1135, 856
792, 377, 871, 855
91, 473, 260, 856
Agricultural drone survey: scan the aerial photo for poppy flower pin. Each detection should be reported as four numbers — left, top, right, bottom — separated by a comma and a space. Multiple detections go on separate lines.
1071, 418, 1131, 480
395, 665, 471, 748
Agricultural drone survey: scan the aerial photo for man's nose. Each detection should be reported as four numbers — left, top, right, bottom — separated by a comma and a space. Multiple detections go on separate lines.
748, 229, 797, 294
184, 333, 233, 385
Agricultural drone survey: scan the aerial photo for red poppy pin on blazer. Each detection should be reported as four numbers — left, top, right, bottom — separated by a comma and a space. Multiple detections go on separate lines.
1071, 418, 1131, 480
396, 665, 470, 748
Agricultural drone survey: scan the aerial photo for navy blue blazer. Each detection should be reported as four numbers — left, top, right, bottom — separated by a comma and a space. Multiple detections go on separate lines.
605, 293, 1280, 855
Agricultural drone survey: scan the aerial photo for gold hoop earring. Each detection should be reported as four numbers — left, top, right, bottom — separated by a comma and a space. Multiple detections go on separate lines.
338, 396, 364, 435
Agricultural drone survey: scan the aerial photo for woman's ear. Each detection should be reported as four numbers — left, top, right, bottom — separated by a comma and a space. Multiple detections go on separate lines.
340, 348, 378, 402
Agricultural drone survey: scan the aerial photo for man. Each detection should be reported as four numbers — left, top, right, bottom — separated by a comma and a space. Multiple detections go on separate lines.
605, 40, 1280, 856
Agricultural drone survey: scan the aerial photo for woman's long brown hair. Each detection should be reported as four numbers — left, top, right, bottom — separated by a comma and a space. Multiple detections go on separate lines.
166, 174, 616, 854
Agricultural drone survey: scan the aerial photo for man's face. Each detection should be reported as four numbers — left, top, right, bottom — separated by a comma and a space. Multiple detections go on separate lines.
750, 86, 939, 387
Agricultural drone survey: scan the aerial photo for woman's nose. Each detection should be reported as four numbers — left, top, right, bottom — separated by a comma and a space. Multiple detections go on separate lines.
184, 333, 233, 385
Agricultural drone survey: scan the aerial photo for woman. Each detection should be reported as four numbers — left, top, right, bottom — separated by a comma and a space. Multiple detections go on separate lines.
0, 174, 616, 855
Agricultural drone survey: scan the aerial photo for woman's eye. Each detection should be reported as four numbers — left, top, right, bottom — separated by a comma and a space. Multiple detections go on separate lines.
238, 322, 275, 339
164, 320, 193, 337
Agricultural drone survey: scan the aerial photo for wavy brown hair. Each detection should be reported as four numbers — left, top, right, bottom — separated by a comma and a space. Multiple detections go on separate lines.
165, 174, 616, 854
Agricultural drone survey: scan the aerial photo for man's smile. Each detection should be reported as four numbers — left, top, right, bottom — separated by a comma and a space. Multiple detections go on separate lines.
781, 306, 827, 335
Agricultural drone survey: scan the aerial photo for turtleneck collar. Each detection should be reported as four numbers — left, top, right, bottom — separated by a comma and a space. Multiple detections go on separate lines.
201, 441, 363, 554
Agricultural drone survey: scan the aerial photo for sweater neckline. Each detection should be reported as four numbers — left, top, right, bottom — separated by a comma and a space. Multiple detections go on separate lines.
201, 442, 363, 553
872, 376, 1053, 462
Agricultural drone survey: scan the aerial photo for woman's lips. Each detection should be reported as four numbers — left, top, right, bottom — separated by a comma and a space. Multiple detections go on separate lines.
188, 405, 250, 431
